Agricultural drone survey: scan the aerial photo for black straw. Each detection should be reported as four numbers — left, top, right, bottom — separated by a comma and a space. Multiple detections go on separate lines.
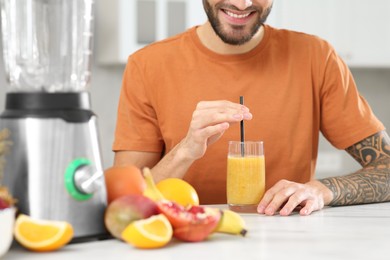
240, 96, 245, 156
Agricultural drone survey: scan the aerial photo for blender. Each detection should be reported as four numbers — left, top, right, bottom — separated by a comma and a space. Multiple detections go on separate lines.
0, 0, 107, 240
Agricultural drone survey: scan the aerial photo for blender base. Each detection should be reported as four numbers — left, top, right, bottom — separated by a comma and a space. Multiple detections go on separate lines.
0, 92, 108, 239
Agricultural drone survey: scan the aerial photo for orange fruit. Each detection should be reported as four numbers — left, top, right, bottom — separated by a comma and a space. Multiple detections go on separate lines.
156, 178, 199, 206
104, 165, 146, 204
121, 214, 172, 249
14, 214, 73, 252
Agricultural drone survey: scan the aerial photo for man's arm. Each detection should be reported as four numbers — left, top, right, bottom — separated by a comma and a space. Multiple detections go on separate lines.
319, 130, 390, 205
113, 100, 253, 183
113, 144, 201, 183
257, 130, 390, 216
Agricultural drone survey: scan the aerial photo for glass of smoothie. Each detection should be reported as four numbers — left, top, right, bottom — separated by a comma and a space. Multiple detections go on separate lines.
227, 141, 265, 213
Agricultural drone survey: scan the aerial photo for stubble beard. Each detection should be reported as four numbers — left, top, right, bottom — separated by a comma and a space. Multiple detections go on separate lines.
203, 0, 272, 46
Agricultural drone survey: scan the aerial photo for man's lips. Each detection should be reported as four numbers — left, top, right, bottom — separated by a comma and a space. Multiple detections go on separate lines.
220, 9, 255, 25
225, 10, 251, 19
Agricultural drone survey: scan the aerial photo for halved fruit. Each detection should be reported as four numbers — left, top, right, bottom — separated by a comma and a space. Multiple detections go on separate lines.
121, 214, 173, 249
157, 201, 221, 242
104, 194, 159, 239
14, 214, 74, 252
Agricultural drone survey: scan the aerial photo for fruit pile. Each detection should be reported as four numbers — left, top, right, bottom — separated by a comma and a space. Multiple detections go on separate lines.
104, 166, 247, 249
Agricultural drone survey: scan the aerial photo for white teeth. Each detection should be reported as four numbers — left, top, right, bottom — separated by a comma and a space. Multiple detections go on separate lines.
225, 10, 250, 19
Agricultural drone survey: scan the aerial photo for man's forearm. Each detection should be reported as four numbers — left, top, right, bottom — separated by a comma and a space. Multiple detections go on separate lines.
151, 141, 196, 183
319, 159, 390, 206
319, 131, 390, 206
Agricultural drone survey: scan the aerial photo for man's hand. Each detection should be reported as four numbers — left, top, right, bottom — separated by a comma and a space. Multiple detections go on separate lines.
178, 100, 252, 161
257, 131, 390, 216
257, 179, 333, 216
117, 100, 252, 182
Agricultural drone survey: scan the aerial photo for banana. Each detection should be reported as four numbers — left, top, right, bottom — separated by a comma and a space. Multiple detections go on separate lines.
142, 168, 165, 201
215, 209, 247, 236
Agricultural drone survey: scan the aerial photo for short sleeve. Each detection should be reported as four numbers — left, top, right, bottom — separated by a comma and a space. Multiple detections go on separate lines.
112, 56, 164, 152
319, 50, 384, 149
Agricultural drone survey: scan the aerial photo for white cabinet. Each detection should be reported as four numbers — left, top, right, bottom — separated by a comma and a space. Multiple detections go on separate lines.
96, 0, 206, 64
267, 0, 390, 67
96, 0, 390, 67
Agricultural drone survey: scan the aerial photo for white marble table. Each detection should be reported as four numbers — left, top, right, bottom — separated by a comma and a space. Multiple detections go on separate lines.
4, 203, 390, 260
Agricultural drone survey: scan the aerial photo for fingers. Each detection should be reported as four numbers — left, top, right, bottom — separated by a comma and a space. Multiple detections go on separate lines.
257, 180, 325, 216
192, 122, 230, 144
299, 200, 315, 216
279, 191, 309, 216
180, 100, 253, 160
195, 100, 248, 111
188, 100, 252, 146
192, 100, 252, 129
257, 180, 293, 216
189, 100, 251, 143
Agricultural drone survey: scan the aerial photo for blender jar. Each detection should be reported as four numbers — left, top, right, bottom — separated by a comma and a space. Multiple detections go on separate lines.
0, 0, 94, 92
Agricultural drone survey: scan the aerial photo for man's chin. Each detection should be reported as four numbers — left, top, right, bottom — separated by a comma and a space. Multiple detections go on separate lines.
219, 33, 253, 46
217, 23, 260, 45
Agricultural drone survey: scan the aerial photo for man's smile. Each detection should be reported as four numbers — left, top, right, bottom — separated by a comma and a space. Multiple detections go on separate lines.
221, 9, 256, 25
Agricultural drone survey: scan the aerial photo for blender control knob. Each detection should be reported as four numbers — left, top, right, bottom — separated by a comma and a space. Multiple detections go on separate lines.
64, 158, 103, 201
74, 165, 103, 194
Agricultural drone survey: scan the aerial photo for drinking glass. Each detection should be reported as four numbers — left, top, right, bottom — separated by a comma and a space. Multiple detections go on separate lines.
227, 141, 265, 213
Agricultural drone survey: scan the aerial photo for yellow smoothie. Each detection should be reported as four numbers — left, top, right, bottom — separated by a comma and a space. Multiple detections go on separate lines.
227, 155, 265, 205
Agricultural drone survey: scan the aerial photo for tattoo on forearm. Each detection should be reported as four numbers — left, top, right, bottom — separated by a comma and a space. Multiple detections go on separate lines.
319, 131, 390, 206
345, 131, 390, 166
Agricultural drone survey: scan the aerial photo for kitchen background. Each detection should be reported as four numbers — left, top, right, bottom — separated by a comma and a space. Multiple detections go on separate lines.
0, 0, 389, 179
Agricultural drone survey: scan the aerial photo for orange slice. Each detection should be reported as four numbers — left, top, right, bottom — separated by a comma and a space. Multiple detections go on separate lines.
14, 214, 74, 252
121, 214, 172, 249
156, 178, 199, 207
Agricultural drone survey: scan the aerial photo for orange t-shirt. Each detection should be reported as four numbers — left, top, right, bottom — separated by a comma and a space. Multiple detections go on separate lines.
113, 25, 384, 204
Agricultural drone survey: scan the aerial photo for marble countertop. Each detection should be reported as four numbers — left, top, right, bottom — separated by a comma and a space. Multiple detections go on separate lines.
4, 203, 390, 260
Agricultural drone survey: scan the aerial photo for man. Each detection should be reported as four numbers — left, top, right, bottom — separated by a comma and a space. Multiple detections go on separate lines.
113, 0, 390, 216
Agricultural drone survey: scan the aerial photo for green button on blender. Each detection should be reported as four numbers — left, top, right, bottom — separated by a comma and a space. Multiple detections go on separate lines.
65, 158, 93, 201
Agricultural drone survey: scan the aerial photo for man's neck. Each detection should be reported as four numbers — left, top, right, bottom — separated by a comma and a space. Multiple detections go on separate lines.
196, 22, 264, 55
